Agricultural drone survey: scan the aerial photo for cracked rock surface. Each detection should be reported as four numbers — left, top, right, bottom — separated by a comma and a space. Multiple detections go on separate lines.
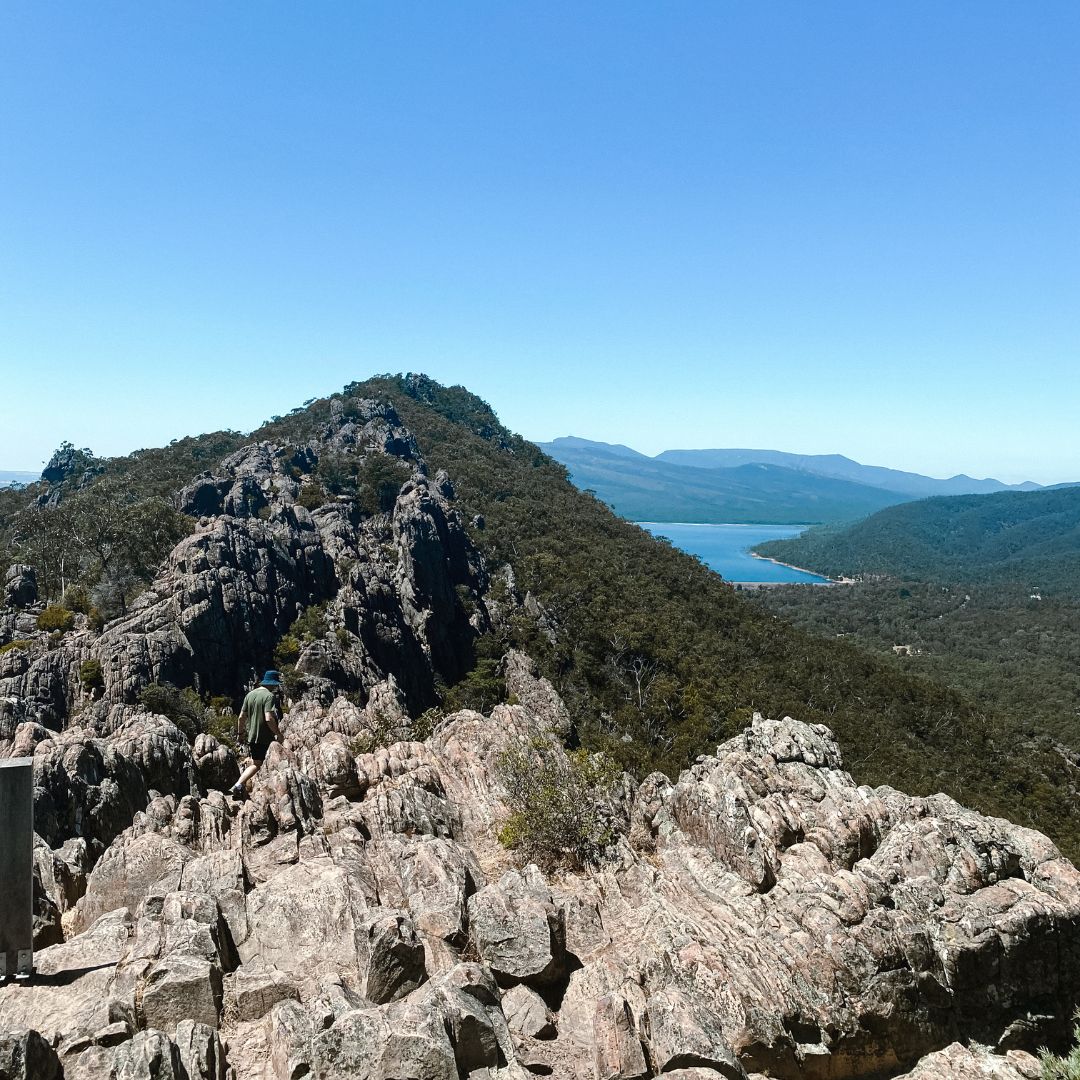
3, 674, 1079, 1079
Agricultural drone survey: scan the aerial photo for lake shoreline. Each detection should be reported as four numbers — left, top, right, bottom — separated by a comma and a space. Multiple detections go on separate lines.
747, 551, 841, 585
637, 521, 833, 585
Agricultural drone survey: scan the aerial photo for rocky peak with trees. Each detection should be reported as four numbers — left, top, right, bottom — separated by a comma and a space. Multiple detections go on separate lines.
1, 376, 1079, 1079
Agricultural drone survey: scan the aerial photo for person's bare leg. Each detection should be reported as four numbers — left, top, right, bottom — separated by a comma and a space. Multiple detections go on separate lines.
231, 761, 261, 795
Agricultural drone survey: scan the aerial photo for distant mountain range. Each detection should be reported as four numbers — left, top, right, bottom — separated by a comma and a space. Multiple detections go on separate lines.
539, 437, 1048, 524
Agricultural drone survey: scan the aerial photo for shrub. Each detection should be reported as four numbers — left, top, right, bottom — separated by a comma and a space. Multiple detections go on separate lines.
0, 640, 32, 655
138, 682, 206, 743
62, 585, 92, 614
205, 711, 239, 752
297, 482, 329, 511
442, 658, 506, 714
292, 602, 329, 642
496, 736, 624, 869
357, 455, 411, 515
273, 634, 301, 667
1041, 1012, 1080, 1079
78, 659, 104, 692
37, 605, 75, 632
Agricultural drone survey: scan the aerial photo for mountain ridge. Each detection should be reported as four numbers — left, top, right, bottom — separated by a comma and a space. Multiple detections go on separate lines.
543, 436, 1045, 503
2, 374, 1079, 1078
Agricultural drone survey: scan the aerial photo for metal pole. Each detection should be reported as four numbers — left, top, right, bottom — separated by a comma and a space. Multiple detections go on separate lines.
0, 758, 34, 980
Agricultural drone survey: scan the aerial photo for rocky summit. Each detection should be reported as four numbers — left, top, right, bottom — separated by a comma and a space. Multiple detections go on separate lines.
1, 399, 1078, 1079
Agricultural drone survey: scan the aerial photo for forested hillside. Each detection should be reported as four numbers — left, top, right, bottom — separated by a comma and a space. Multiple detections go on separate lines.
3, 374, 1078, 859
751, 487, 1080, 758
757, 580, 1080, 749
754, 487, 1080, 592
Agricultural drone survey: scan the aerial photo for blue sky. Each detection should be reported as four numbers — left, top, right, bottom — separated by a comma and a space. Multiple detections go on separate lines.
2, 3, 1077, 484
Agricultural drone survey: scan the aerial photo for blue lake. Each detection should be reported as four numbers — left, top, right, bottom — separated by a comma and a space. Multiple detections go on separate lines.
637, 522, 832, 584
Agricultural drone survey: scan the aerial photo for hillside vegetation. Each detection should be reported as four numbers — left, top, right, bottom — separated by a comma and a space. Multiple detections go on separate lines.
754, 487, 1080, 593
3, 374, 1079, 860
758, 580, 1080, 750
752, 487, 1080, 755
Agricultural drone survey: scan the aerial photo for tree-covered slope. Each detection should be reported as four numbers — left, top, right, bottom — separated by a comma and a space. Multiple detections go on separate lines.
538, 438, 910, 524
754, 487, 1080, 593
757, 579, 1080, 750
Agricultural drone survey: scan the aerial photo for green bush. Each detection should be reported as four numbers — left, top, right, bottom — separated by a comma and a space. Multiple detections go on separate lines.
297, 482, 329, 511
357, 455, 411, 515
292, 602, 328, 642
78, 658, 104, 692
1041, 1013, 1080, 1079
205, 711, 239, 752
442, 657, 506, 714
0, 640, 32, 655
496, 738, 623, 869
138, 682, 207, 743
62, 585, 92, 614
37, 605, 76, 632
273, 634, 301, 667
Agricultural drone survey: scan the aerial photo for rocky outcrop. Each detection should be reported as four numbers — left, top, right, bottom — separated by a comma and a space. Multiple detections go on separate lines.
3, 659, 1079, 1079
3, 564, 37, 608
888, 1042, 1041, 1079
1, 401, 488, 735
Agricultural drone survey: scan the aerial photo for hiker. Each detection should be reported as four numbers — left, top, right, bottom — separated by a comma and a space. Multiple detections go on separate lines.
230, 670, 284, 798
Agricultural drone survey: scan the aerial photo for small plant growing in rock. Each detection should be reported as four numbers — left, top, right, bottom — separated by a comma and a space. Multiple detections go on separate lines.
1041, 1012, 1080, 1079
62, 585, 92, 614
37, 605, 76, 632
78, 658, 104, 693
273, 634, 301, 667
297, 481, 329, 510
0, 640, 33, 655
496, 735, 624, 870
138, 682, 208, 743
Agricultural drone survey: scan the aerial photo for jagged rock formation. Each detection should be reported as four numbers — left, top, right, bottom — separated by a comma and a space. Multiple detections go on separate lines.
2, 655, 1078, 1078
2, 403, 1079, 1079
0, 400, 486, 740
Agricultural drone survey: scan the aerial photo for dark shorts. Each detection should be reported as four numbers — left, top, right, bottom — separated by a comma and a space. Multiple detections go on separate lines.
250, 728, 275, 764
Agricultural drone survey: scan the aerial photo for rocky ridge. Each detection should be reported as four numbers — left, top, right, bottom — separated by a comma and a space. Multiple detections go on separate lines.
2, 659, 1078, 1079
1, 403, 1078, 1079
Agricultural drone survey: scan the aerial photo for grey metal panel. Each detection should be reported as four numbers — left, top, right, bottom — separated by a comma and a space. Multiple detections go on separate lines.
0, 758, 34, 977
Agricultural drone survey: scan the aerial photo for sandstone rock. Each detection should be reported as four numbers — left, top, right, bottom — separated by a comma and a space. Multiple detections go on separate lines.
111, 1029, 185, 1080
592, 993, 649, 1080
0, 909, 133, 1041
229, 960, 300, 1022
192, 733, 239, 793
502, 984, 556, 1040
3, 565, 37, 608
645, 987, 747, 1078
467, 867, 570, 988
0, 1029, 61, 1080
71, 832, 191, 933
892, 1042, 1042, 1079
359, 909, 427, 1004
173, 1019, 230, 1080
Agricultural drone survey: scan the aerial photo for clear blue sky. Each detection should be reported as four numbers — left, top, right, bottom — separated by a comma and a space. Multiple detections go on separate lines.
2, 3, 1077, 484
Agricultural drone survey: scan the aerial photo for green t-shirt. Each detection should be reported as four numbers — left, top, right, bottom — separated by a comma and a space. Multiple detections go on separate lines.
241, 685, 278, 743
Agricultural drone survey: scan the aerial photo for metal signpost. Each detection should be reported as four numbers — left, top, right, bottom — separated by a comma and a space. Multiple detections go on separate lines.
0, 758, 34, 980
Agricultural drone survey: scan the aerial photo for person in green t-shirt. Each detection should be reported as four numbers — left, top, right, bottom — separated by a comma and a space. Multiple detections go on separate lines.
229, 670, 283, 799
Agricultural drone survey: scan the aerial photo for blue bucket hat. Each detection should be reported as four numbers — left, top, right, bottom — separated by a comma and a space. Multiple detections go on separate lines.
260, 670, 282, 687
